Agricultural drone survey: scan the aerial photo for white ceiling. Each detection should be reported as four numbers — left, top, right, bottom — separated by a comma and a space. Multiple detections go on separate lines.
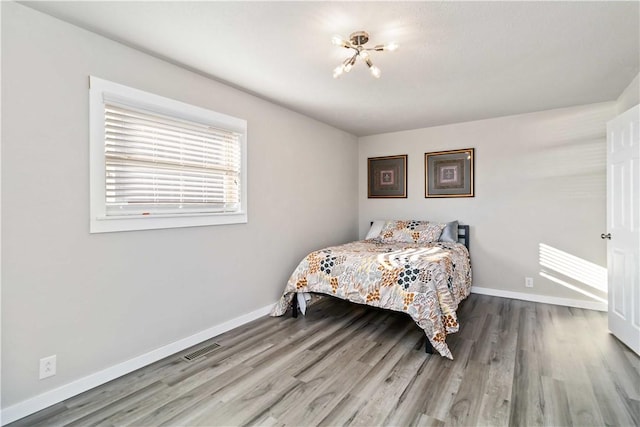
23, 1, 640, 136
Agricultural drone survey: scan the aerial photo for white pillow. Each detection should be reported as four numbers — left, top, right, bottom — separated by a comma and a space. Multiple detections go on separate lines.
365, 220, 386, 239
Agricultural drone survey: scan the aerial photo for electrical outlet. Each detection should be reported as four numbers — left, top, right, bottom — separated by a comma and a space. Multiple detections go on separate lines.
525, 277, 534, 288
39, 355, 56, 379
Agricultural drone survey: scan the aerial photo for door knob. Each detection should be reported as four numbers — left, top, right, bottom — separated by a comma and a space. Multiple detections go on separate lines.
601, 233, 611, 240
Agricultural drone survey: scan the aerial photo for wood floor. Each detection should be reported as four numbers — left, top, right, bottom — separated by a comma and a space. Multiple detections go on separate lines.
11, 294, 640, 426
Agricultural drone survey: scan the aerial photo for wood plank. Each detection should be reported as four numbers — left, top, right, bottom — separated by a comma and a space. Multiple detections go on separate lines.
540, 376, 572, 427
410, 413, 445, 427
64, 381, 168, 427
564, 379, 606, 426
380, 352, 442, 427
348, 347, 427, 425
273, 356, 374, 426
316, 393, 367, 427
509, 349, 544, 426
475, 297, 519, 427
101, 360, 240, 425
446, 360, 489, 426
420, 338, 474, 421
129, 362, 256, 426
27, 357, 181, 426
585, 361, 637, 427
182, 375, 302, 426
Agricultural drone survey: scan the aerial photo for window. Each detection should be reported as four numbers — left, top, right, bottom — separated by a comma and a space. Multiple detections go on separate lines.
89, 76, 247, 233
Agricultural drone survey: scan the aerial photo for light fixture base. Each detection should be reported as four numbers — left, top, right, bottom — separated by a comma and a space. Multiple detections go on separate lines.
333, 30, 395, 79
349, 31, 369, 47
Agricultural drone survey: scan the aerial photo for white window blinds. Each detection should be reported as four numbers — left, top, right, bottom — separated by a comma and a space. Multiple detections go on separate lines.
104, 103, 242, 216
90, 76, 247, 233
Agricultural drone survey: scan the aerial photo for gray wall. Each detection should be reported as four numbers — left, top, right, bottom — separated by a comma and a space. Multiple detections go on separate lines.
617, 72, 639, 113
1, 3, 358, 408
359, 102, 616, 303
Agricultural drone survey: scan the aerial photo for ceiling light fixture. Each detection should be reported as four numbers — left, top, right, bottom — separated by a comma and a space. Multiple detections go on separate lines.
332, 30, 397, 79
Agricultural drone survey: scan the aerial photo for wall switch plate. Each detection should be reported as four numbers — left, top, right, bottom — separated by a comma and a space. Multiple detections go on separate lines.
39, 355, 56, 379
525, 277, 534, 288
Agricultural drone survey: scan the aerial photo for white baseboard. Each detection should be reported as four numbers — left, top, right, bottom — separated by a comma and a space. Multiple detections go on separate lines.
471, 286, 608, 312
0, 303, 276, 426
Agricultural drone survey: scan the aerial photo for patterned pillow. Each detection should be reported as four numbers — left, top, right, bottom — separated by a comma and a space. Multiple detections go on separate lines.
377, 220, 445, 244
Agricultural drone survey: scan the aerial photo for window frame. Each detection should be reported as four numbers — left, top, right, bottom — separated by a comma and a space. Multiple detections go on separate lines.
89, 76, 247, 233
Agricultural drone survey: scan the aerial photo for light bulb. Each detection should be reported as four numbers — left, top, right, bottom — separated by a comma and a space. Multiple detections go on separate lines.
332, 35, 349, 48
385, 42, 398, 52
333, 65, 345, 78
370, 65, 381, 78
342, 54, 357, 73
359, 49, 370, 59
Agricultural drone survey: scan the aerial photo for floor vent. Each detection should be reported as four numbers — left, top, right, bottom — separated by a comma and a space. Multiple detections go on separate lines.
181, 343, 221, 362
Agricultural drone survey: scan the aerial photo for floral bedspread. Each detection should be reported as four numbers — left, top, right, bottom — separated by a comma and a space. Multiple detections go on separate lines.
270, 239, 472, 359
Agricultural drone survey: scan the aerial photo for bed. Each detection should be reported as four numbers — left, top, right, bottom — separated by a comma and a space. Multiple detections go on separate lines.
270, 220, 472, 359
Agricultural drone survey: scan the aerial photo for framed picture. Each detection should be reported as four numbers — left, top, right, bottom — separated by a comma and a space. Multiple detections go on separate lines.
367, 155, 407, 198
425, 148, 474, 198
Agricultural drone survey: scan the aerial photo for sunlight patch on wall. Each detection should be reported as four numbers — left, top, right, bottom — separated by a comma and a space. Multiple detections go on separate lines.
523, 140, 606, 199
539, 272, 608, 304
539, 243, 608, 303
520, 104, 613, 200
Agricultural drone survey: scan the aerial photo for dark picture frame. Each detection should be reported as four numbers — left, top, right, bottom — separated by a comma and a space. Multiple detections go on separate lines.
425, 148, 474, 198
367, 155, 407, 198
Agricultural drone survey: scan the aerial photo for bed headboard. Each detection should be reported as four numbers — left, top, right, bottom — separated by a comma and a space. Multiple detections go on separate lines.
457, 224, 470, 251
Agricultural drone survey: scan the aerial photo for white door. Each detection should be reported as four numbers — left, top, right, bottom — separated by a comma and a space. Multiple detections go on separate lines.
606, 104, 640, 356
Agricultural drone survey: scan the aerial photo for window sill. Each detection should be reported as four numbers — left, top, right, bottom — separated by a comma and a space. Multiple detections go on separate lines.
90, 211, 247, 233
